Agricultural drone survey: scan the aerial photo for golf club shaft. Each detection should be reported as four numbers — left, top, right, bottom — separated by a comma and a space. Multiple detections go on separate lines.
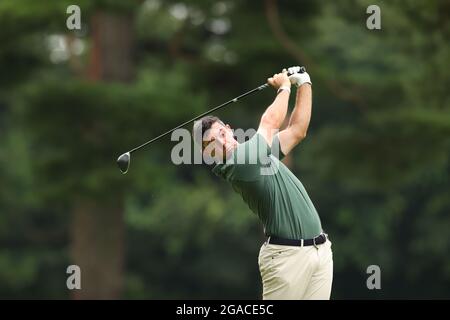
127, 83, 270, 154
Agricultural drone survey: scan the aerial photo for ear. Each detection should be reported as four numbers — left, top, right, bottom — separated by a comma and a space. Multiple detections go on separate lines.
226, 124, 231, 129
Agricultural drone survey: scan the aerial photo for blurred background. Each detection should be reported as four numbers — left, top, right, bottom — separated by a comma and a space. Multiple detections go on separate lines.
0, 0, 449, 299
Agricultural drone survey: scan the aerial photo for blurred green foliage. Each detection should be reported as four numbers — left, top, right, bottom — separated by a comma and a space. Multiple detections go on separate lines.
0, 0, 449, 298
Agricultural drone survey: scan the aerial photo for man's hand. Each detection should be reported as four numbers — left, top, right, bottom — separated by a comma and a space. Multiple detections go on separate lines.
285, 66, 312, 87
267, 71, 291, 89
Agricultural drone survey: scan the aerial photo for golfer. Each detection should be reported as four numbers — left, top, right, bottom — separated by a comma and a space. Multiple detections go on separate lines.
192, 67, 333, 300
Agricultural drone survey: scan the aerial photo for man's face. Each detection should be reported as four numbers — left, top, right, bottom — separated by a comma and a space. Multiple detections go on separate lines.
202, 121, 236, 159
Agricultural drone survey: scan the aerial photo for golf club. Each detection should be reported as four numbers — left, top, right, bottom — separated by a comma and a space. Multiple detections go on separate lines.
117, 66, 306, 174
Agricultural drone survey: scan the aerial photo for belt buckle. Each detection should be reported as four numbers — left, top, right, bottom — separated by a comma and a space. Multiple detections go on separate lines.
313, 237, 318, 249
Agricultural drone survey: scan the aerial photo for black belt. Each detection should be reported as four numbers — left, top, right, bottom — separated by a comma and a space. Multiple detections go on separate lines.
267, 233, 328, 247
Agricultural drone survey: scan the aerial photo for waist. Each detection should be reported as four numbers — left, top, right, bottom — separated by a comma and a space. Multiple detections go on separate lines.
266, 233, 328, 247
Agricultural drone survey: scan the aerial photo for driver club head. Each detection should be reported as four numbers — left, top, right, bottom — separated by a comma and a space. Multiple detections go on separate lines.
117, 152, 131, 174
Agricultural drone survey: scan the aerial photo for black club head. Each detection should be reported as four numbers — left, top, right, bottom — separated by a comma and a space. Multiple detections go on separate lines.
117, 152, 130, 174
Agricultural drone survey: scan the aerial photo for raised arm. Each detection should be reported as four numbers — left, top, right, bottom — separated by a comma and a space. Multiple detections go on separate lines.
257, 71, 292, 146
277, 70, 312, 155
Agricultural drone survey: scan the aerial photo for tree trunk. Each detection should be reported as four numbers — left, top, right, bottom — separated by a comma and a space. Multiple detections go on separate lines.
88, 12, 134, 82
71, 200, 124, 299
71, 11, 134, 299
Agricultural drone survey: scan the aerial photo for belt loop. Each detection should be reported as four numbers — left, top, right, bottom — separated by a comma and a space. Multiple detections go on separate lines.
266, 236, 271, 245
300, 239, 304, 247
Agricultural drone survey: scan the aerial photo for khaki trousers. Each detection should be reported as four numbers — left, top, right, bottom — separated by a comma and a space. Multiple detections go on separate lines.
258, 239, 333, 300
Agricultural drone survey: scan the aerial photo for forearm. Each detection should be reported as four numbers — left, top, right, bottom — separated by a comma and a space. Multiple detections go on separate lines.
288, 84, 312, 137
261, 89, 290, 130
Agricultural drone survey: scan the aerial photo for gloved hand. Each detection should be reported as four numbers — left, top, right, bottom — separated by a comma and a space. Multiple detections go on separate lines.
283, 66, 312, 87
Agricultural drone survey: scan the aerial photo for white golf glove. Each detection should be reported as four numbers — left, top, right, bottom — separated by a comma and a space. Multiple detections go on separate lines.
283, 66, 312, 87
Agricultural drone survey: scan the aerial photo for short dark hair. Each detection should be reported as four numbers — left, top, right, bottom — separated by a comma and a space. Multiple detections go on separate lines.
192, 115, 224, 150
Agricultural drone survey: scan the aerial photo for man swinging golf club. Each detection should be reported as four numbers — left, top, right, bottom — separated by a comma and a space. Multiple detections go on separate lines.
193, 66, 333, 300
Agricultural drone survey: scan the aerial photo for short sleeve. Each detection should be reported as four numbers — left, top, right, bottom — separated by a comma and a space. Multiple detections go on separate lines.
234, 133, 271, 164
224, 133, 272, 181
270, 134, 286, 160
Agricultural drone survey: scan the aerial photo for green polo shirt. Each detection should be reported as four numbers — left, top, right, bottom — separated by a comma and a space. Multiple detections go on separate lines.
212, 132, 322, 239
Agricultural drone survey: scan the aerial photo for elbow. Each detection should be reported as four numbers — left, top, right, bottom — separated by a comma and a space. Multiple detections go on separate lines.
297, 132, 307, 142
291, 128, 307, 142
